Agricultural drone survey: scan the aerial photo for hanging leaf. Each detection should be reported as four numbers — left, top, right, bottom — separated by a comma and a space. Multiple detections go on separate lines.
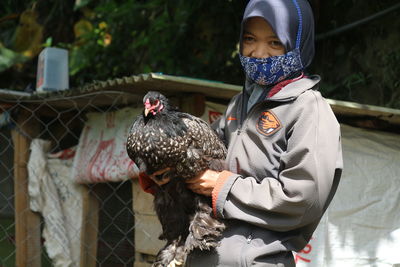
13, 9, 43, 58
0, 45, 29, 72
74, 0, 92, 11
44, 37, 53, 47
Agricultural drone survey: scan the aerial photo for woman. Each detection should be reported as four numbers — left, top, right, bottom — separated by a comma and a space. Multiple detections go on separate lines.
183, 0, 343, 266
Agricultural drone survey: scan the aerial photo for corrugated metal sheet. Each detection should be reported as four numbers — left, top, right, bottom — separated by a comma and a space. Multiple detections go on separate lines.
1, 73, 399, 127
0, 73, 241, 102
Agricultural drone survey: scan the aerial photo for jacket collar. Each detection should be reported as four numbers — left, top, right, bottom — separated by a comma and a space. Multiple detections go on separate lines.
267, 75, 321, 102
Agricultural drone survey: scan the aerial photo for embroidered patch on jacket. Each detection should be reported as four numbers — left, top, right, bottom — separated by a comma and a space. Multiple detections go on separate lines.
256, 111, 282, 136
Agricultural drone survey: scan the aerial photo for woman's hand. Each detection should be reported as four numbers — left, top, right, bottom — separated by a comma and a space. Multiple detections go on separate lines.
186, 169, 221, 196
148, 167, 171, 186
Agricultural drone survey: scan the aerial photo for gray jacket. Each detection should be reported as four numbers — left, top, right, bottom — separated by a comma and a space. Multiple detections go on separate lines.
186, 76, 343, 266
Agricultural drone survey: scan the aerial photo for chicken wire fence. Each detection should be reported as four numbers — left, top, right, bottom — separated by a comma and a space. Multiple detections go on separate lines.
0, 90, 165, 267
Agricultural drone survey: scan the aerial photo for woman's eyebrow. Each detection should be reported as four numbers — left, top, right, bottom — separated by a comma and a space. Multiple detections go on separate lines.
243, 30, 254, 35
243, 29, 279, 39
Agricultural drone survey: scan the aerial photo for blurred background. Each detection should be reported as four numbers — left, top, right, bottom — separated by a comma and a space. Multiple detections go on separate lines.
0, 0, 399, 108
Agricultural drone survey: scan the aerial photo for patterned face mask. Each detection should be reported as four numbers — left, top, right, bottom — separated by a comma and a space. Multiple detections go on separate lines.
239, 47, 303, 86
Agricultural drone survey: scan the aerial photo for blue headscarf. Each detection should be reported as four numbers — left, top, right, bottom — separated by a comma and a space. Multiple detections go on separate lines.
239, 0, 315, 110
241, 0, 315, 68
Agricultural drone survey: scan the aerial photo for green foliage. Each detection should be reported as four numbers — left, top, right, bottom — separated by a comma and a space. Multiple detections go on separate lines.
311, 0, 400, 108
67, 0, 246, 86
0, 45, 28, 72
43, 37, 53, 47
0, 0, 399, 109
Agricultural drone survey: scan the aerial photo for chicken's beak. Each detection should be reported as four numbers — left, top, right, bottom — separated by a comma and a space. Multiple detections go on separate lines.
144, 108, 150, 117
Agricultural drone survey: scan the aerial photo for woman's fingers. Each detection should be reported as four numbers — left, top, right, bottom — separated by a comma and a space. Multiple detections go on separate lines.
148, 168, 221, 194
185, 169, 221, 196
190, 186, 212, 196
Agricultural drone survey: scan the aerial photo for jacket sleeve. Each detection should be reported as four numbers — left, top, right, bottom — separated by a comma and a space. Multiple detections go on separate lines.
212, 92, 343, 232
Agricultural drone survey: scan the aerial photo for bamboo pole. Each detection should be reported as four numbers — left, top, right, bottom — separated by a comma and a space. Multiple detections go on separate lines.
80, 184, 99, 267
11, 108, 41, 267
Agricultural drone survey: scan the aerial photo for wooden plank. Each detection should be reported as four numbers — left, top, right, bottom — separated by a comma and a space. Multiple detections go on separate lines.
148, 73, 242, 100
180, 93, 206, 117
134, 253, 156, 267
11, 108, 41, 267
3, 73, 400, 128
132, 180, 164, 267
327, 99, 400, 126
80, 184, 99, 267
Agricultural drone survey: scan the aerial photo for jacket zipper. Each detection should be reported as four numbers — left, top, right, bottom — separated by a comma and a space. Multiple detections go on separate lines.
229, 93, 295, 167
246, 234, 252, 244
228, 100, 263, 168
240, 231, 253, 267
237, 99, 266, 135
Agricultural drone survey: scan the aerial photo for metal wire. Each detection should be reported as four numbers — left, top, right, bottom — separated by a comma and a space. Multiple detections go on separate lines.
0, 95, 158, 267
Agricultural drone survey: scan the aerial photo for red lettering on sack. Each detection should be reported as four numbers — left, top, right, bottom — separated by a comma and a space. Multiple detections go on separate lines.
294, 238, 313, 263
295, 253, 311, 263
105, 112, 115, 128
88, 139, 115, 180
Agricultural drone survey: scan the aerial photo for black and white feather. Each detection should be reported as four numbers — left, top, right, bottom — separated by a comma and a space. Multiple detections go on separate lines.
126, 91, 226, 266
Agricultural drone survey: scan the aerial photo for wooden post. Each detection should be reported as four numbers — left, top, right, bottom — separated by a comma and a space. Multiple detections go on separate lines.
180, 93, 205, 116
80, 184, 99, 267
11, 108, 41, 267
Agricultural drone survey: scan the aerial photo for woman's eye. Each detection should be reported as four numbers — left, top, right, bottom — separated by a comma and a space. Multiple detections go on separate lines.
270, 40, 284, 48
243, 36, 255, 42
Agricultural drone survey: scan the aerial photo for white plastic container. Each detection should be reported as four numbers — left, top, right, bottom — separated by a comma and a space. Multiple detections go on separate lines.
36, 47, 69, 92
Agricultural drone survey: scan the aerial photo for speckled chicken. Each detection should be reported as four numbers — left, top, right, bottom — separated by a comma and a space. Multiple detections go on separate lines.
126, 91, 226, 267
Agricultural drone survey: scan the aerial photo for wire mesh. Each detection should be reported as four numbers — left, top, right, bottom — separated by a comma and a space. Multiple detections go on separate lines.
0, 91, 164, 267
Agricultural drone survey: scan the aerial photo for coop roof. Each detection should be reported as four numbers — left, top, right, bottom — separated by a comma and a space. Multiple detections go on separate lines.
1, 72, 399, 129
